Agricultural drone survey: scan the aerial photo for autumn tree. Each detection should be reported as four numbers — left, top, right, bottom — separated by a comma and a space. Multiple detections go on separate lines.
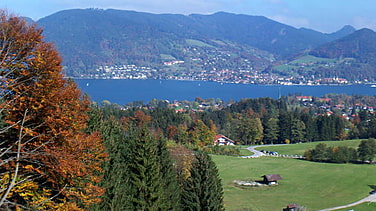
189, 119, 216, 146
0, 11, 106, 209
236, 117, 263, 145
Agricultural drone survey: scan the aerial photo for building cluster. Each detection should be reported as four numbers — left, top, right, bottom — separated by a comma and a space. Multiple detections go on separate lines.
80, 65, 157, 79
77, 62, 353, 85
76, 47, 354, 85
295, 95, 375, 120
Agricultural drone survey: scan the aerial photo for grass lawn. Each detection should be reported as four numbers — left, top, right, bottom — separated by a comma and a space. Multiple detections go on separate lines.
212, 155, 376, 211
257, 140, 364, 156
239, 148, 254, 156
185, 39, 214, 48
290, 55, 336, 64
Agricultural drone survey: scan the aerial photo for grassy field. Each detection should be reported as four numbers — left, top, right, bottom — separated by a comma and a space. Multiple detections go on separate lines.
185, 39, 214, 48
239, 148, 254, 156
256, 140, 364, 156
290, 55, 336, 64
212, 141, 376, 210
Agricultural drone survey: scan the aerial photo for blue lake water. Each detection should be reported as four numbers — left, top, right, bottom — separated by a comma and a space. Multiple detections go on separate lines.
75, 79, 376, 105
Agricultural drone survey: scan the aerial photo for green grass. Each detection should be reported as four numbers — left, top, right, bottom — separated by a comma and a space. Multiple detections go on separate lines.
239, 148, 254, 156
185, 39, 214, 48
257, 140, 364, 156
290, 55, 336, 64
212, 154, 376, 211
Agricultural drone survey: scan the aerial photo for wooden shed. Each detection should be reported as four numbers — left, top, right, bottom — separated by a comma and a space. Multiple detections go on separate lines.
262, 174, 282, 185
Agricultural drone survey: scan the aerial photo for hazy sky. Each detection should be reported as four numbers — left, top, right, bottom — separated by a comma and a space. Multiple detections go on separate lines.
1, 0, 376, 33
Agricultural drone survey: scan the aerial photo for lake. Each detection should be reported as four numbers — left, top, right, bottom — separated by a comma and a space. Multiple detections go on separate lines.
75, 79, 376, 105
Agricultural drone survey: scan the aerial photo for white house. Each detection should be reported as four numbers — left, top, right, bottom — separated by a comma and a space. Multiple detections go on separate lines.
214, 135, 235, 146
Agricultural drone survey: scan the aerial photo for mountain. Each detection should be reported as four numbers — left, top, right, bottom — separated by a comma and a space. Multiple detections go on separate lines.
310, 28, 376, 59
36, 9, 356, 77
327, 25, 356, 41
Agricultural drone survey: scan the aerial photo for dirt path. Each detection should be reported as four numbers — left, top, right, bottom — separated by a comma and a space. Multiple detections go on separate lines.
318, 192, 376, 210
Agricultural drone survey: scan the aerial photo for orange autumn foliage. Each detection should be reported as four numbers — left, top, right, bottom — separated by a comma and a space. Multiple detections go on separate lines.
0, 10, 106, 210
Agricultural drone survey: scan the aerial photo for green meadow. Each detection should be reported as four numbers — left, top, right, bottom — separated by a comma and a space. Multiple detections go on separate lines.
212, 140, 376, 211
257, 140, 364, 156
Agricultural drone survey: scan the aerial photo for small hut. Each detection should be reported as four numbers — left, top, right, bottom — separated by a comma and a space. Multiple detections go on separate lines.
262, 174, 282, 185
282, 203, 305, 211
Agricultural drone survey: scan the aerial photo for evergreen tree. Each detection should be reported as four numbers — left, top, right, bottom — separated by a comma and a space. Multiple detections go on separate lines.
126, 128, 165, 210
263, 118, 279, 144
181, 152, 224, 211
278, 111, 293, 143
291, 119, 306, 143
156, 136, 182, 210
95, 117, 131, 210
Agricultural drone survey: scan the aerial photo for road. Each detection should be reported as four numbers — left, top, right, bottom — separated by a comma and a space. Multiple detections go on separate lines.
318, 193, 376, 211
240, 144, 286, 158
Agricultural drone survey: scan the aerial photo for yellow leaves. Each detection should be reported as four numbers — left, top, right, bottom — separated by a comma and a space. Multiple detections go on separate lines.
0, 11, 105, 210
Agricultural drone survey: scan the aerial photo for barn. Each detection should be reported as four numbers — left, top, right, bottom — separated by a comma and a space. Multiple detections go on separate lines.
262, 174, 282, 185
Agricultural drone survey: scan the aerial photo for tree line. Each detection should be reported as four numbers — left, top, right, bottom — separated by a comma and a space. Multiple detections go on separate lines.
304, 139, 376, 163
103, 95, 376, 147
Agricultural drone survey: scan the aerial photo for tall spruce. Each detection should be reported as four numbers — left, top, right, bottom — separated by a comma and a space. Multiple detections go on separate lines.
126, 127, 165, 210
100, 118, 131, 210
181, 152, 224, 211
156, 136, 182, 210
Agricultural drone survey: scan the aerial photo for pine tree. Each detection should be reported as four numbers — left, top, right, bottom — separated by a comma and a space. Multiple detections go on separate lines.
126, 128, 164, 210
156, 136, 181, 210
91, 115, 131, 211
181, 152, 224, 211
263, 118, 279, 144
291, 119, 306, 143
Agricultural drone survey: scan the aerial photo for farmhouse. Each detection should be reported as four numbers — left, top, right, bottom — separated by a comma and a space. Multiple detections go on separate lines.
262, 174, 282, 185
214, 134, 235, 146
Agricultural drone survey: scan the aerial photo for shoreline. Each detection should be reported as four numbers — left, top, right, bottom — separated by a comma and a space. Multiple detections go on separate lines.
68, 78, 374, 87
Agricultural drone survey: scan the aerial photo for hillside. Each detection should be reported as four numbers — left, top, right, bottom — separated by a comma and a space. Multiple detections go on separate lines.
270, 28, 376, 82
308, 28, 376, 81
310, 28, 376, 59
37, 9, 354, 78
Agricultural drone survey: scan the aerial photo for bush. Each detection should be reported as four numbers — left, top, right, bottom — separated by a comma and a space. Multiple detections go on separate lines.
203, 145, 240, 156
305, 143, 358, 163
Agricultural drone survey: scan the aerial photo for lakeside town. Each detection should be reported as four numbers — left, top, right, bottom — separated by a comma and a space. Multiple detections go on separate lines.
76, 62, 368, 85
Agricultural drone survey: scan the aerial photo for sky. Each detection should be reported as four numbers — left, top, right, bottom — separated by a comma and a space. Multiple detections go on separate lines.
1, 0, 376, 33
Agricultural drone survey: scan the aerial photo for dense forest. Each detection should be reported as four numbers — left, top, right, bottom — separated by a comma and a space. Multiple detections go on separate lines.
101, 94, 376, 147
